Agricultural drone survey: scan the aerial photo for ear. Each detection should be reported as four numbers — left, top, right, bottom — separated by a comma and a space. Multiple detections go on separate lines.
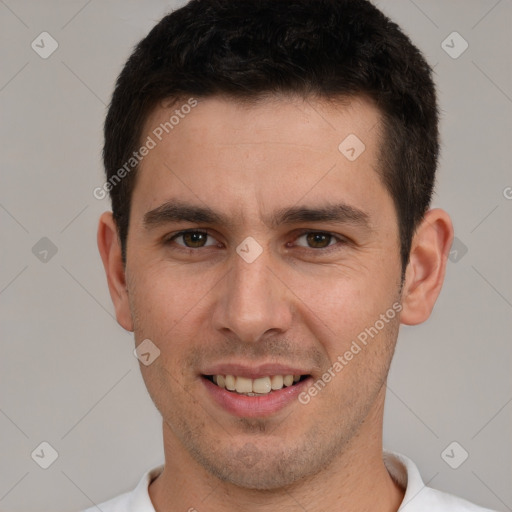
97, 211, 134, 332
400, 208, 454, 326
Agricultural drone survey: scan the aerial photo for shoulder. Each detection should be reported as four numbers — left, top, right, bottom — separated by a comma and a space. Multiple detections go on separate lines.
81, 491, 132, 512
78, 464, 164, 512
384, 451, 498, 512
82, 492, 131, 512
416, 486, 498, 511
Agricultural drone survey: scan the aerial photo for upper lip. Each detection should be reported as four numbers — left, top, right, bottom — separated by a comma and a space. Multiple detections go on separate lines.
201, 363, 310, 379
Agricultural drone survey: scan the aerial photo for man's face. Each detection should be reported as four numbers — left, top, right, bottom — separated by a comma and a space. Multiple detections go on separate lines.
124, 95, 403, 489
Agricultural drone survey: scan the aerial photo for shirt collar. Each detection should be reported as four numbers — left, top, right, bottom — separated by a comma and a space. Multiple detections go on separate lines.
383, 450, 431, 510
131, 451, 425, 511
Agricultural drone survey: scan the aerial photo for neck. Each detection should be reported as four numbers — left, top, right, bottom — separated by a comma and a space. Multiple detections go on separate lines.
149, 387, 404, 512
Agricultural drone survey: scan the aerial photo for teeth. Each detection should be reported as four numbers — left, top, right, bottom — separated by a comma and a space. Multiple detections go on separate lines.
225, 374, 236, 391
235, 376, 252, 394
271, 375, 283, 390
283, 375, 294, 387
253, 377, 271, 394
212, 374, 302, 394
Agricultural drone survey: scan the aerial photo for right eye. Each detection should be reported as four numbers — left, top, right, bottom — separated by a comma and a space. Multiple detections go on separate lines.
166, 230, 221, 249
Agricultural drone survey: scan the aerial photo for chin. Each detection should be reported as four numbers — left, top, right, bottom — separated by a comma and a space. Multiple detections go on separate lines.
189, 439, 330, 491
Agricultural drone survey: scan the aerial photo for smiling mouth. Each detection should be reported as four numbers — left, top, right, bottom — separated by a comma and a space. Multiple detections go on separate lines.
204, 374, 310, 396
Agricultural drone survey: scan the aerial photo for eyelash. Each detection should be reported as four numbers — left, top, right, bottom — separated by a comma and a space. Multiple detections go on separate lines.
165, 229, 349, 254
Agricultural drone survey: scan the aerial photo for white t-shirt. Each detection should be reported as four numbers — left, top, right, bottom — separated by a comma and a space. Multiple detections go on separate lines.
81, 451, 497, 512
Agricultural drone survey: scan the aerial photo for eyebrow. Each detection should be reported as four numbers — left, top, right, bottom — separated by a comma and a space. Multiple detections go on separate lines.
143, 199, 373, 232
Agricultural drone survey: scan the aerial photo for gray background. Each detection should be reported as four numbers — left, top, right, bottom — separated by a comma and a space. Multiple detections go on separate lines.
1, 0, 511, 510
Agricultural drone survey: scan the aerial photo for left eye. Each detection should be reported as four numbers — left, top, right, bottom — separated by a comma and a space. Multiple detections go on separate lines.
294, 232, 338, 249
169, 230, 219, 248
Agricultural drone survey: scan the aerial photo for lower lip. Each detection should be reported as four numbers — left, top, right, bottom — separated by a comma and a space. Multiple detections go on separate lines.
202, 376, 311, 418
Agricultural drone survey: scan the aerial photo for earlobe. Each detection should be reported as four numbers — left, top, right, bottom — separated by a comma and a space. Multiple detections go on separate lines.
399, 209, 454, 326
97, 211, 134, 332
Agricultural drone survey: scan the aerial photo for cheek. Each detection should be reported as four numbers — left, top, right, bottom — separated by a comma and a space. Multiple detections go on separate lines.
129, 266, 218, 385
295, 275, 401, 381
131, 264, 203, 328
293, 272, 384, 336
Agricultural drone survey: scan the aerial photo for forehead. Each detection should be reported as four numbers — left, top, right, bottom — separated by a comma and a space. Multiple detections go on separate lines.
133, 94, 389, 227
145, 94, 380, 149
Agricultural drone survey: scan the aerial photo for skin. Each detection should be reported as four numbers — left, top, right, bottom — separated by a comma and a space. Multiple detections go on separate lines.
98, 94, 453, 512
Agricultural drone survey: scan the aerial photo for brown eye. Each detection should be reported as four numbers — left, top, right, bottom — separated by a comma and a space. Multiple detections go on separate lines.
294, 232, 337, 249
182, 232, 208, 248
305, 232, 333, 248
169, 230, 218, 248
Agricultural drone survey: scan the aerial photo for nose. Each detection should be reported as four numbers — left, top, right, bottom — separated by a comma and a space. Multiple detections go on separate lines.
212, 247, 293, 344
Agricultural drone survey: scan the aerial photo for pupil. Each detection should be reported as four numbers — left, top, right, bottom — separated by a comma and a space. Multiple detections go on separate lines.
307, 233, 330, 248
185, 232, 205, 247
